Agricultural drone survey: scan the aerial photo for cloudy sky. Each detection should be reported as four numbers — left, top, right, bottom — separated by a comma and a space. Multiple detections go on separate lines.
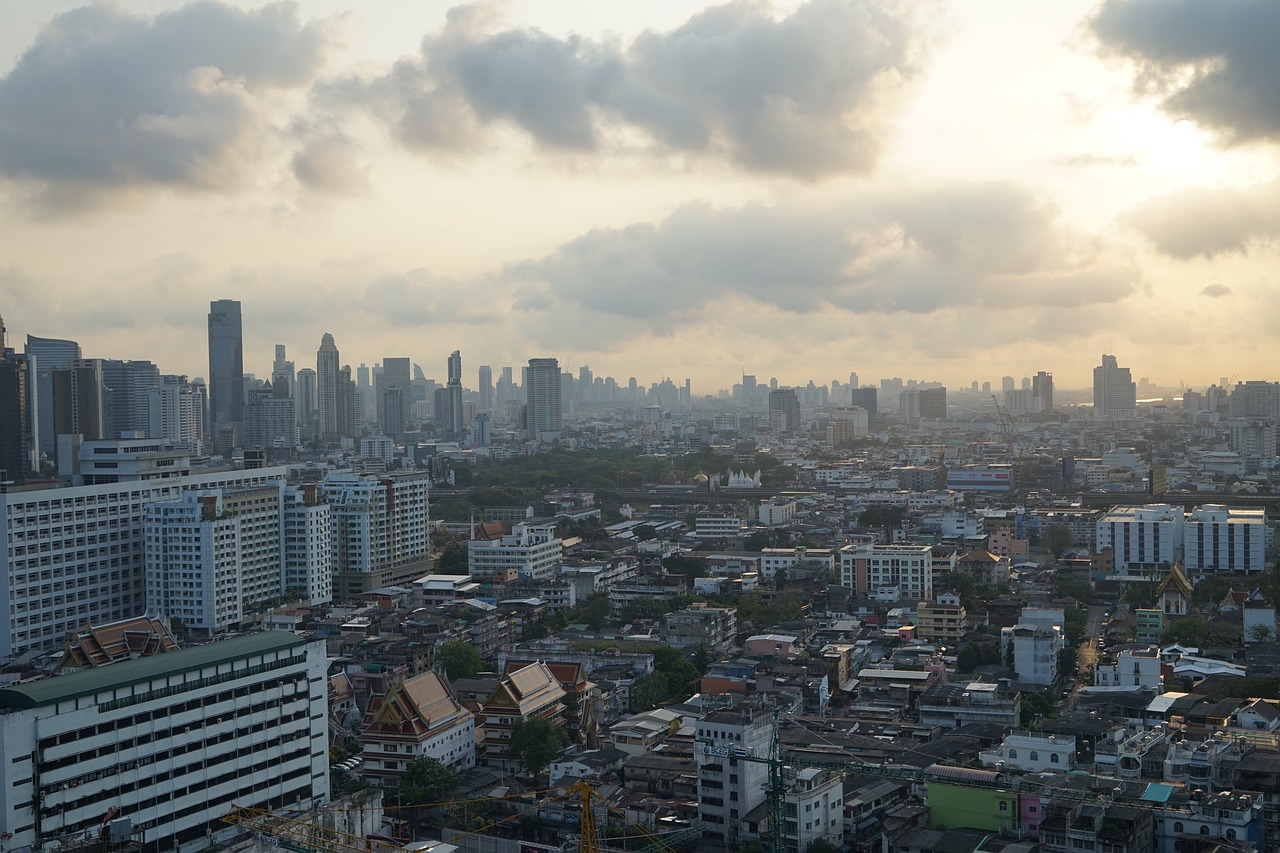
1, 0, 1277, 394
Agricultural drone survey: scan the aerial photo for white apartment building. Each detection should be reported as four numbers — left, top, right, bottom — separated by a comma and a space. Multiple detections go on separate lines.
778, 768, 844, 853
467, 522, 562, 581
1002, 609, 1065, 686
147, 376, 205, 453
0, 465, 291, 663
694, 515, 744, 540
1096, 504, 1183, 574
696, 709, 772, 845
757, 499, 797, 527
840, 543, 935, 601
144, 482, 332, 637
759, 547, 836, 579
979, 732, 1076, 773
0, 632, 329, 852
1095, 647, 1163, 690
1182, 504, 1266, 575
322, 471, 432, 598
283, 483, 333, 605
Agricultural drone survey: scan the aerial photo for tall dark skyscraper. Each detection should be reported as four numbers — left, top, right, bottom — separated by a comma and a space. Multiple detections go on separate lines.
525, 357, 562, 441
207, 299, 244, 445
24, 333, 81, 465
478, 365, 494, 412
0, 315, 30, 483
437, 351, 464, 439
379, 356, 411, 438
768, 388, 801, 434
1032, 370, 1054, 412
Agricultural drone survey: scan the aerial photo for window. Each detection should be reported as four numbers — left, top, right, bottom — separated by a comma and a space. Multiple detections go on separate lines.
1200, 826, 1209, 835
998, 802, 1008, 812
1173, 822, 1183, 834
1008, 749, 1017, 759
1050, 753, 1058, 763
1030, 751, 1039, 761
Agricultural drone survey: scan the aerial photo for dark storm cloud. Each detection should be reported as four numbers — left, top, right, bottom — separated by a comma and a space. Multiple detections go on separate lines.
507, 183, 1137, 341
0, 2, 334, 205
1092, 0, 1280, 143
321, 0, 920, 178
1123, 180, 1280, 258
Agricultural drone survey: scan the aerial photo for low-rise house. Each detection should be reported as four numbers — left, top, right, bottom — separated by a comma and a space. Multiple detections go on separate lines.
979, 731, 1077, 772
548, 746, 628, 784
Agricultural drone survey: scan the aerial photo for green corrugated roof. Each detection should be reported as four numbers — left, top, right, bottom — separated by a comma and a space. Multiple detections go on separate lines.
0, 632, 307, 710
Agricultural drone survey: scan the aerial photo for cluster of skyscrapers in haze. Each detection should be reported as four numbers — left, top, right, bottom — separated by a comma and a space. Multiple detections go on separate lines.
0, 296, 1196, 486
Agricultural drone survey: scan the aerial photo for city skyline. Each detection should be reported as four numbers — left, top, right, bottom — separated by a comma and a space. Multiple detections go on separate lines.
2, 1, 1278, 389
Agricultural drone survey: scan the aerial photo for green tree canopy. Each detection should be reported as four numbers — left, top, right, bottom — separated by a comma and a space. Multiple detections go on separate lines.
1162, 616, 1208, 647
395, 757, 457, 810
631, 672, 671, 711
438, 542, 468, 573
437, 640, 484, 680
509, 716, 569, 781
577, 594, 611, 630
956, 642, 1003, 673
858, 505, 906, 530
1045, 524, 1073, 562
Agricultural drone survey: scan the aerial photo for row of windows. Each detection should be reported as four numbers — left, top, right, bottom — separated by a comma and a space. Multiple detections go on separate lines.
39, 684, 308, 770
49, 756, 315, 843
40, 718, 315, 815
97, 654, 305, 712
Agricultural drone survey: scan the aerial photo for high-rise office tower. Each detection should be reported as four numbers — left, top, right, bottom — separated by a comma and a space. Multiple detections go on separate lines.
1001, 376, 1015, 393
478, 365, 494, 412
1093, 354, 1137, 418
101, 359, 160, 438
1032, 371, 1054, 412
24, 333, 81, 465
296, 367, 317, 436
0, 316, 29, 483
525, 357, 562, 441
379, 357, 412, 438
918, 386, 947, 419
850, 386, 877, 415
272, 344, 296, 402
768, 388, 801, 434
207, 299, 244, 445
316, 333, 341, 441
337, 365, 358, 439
52, 360, 105, 442
437, 351, 464, 439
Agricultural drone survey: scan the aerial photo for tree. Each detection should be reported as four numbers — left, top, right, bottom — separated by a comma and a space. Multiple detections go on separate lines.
744, 530, 772, 552
437, 640, 484, 680
653, 647, 699, 699
578, 595, 611, 630
634, 524, 658, 541
1162, 616, 1208, 647
807, 841, 841, 853
438, 542, 468, 572
1045, 524, 1073, 562
665, 555, 709, 584
1020, 690, 1054, 728
509, 716, 568, 782
957, 642, 1002, 673
630, 672, 670, 711
396, 757, 457, 812
1247, 623, 1276, 644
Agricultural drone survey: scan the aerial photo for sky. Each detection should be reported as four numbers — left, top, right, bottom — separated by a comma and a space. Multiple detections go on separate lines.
1, 0, 1278, 394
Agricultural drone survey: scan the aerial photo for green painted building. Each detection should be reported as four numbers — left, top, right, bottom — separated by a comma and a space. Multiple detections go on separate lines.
927, 775, 1018, 833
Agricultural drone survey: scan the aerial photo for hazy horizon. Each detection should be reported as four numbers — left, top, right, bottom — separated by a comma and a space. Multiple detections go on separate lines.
2, 0, 1277, 393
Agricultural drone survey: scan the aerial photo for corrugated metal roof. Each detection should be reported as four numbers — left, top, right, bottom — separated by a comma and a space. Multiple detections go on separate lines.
0, 632, 306, 709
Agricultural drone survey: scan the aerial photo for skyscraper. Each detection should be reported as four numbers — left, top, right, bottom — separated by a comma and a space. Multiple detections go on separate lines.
0, 316, 29, 483
101, 359, 160, 438
52, 360, 105, 442
1093, 354, 1137, 419
272, 344, 295, 401
207, 299, 244, 445
1032, 371, 1054, 412
437, 351, 464, 439
296, 367, 317, 437
478, 365, 494, 412
768, 388, 801, 434
24, 333, 81, 465
525, 357, 562, 441
316, 333, 341, 441
379, 357, 412, 438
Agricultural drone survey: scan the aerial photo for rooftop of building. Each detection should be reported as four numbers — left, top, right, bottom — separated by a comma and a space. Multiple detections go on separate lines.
0, 631, 306, 709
